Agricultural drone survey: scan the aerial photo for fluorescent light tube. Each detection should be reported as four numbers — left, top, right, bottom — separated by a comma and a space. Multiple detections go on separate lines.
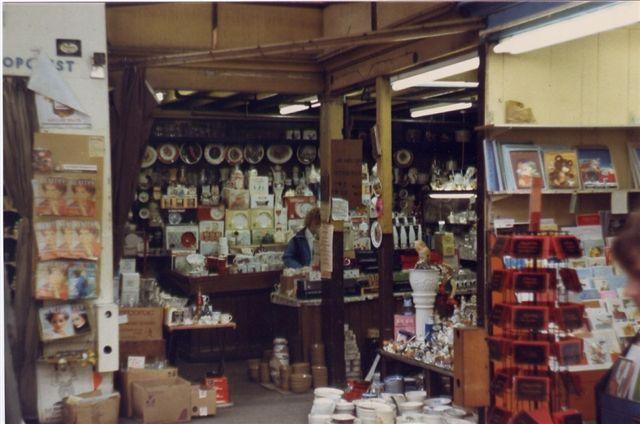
279, 104, 310, 115
391, 53, 479, 91
410, 102, 473, 118
429, 192, 476, 199
494, 2, 640, 54
413, 81, 479, 89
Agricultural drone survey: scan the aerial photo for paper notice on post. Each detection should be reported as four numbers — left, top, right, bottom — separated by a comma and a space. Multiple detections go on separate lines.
331, 198, 349, 221
320, 223, 334, 279
612, 191, 629, 215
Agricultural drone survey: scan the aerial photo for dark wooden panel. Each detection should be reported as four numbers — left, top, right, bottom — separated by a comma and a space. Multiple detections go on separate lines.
160, 270, 281, 296
322, 229, 346, 385
378, 233, 395, 341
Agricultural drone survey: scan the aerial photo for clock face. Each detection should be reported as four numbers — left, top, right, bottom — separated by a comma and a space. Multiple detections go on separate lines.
180, 143, 202, 165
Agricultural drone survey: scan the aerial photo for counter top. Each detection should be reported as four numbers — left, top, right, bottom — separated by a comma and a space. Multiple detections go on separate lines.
270, 291, 407, 307
160, 270, 281, 296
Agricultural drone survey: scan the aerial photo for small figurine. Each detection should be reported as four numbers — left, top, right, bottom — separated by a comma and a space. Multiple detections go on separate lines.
414, 240, 430, 268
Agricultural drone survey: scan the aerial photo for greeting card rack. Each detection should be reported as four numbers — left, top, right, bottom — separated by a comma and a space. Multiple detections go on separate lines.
488, 231, 586, 424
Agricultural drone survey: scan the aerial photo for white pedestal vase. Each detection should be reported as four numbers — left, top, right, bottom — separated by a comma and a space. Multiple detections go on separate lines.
409, 269, 440, 340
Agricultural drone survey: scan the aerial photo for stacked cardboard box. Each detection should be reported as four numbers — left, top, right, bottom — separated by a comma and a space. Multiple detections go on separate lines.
344, 324, 362, 380
119, 307, 166, 367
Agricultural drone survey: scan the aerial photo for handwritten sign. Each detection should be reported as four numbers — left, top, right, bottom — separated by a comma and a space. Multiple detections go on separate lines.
320, 223, 334, 279
331, 139, 362, 207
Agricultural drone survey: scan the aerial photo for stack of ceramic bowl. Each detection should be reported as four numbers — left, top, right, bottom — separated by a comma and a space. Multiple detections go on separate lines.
247, 358, 260, 382
310, 397, 336, 416
409, 268, 440, 339
314, 387, 344, 401
311, 343, 326, 366
355, 400, 395, 424
291, 372, 313, 393
398, 401, 424, 416
330, 414, 358, 423
334, 399, 355, 415
312, 365, 329, 388
405, 391, 427, 403
308, 414, 332, 424
423, 397, 452, 416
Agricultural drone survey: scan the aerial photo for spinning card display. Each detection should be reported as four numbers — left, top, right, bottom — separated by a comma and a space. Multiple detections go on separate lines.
35, 260, 97, 300
33, 176, 97, 217
39, 303, 91, 342
490, 373, 511, 396
491, 303, 509, 327
511, 305, 549, 330
491, 236, 512, 256
559, 268, 582, 292
514, 376, 549, 402
488, 337, 511, 361
510, 235, 549, 258
490, 270, 511, 291
555, 303, 585, 331
552, 236, 582, 259
512, 341, 550, 365
555, 338, 583, 366
513, 271, 550, 293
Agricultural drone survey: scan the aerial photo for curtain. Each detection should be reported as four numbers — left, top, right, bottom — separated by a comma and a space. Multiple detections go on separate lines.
110, 67, 156, 264
3, 76, 39, 420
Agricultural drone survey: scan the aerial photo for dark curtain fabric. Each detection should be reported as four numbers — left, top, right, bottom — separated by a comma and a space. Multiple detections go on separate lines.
3, 76, 39, 420
110, 66, 156, 265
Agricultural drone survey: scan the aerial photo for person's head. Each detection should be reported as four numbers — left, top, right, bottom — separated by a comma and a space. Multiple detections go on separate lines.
304, 207, 321, 236
71, 182, 95, 200
72, 312, 87, 329
47, 264, 66, 287
46, 311, 69, 333
613, 213, 640, 306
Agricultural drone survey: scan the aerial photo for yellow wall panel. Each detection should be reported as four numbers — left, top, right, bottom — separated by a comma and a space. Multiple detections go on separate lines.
107, 3, 213, 50
322, 3, 371, 38
216, 4, 322, 49
486, 25, 640, 126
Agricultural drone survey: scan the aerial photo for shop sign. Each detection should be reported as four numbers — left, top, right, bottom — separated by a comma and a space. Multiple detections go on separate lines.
3, 55, 77, 73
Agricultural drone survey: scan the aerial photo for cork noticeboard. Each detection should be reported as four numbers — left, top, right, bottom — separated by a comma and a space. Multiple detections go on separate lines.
330, 139, 362, 207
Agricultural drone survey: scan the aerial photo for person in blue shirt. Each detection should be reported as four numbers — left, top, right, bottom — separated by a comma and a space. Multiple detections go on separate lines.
282, 207, 321, 268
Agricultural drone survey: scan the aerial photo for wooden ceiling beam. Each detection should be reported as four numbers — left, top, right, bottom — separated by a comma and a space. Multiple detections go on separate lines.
110, 17, 482, 69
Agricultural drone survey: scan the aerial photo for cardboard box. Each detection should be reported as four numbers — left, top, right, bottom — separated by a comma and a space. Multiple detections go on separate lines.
63, 391, 120, 424
190, 385, 217, 417
119, 367, 178, 417
132, 377, 191, 424
119, 339, 166, 368
119, 307, 164, 341
37, 362, 114, 424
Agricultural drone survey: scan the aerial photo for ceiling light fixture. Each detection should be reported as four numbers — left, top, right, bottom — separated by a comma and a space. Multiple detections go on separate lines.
429, 192, 476, 200
279, 96, 320, 115
414, 81, 479, 89
494, 2, 640, 54
410, 102, 473, 118
390, 53, 479, 92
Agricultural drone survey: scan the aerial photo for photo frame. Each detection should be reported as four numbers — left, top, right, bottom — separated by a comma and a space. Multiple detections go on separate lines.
39, 303, 91, 342
542, 148, 580, 189
577, 146, 618, 189
501, 144, 545, 191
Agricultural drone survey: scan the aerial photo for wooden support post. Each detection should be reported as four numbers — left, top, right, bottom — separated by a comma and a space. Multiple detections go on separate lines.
376, 76, 395, 343
319, 97, 346, 386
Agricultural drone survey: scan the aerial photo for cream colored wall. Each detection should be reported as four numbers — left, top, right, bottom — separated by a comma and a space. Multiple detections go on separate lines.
486, 24, 640, 126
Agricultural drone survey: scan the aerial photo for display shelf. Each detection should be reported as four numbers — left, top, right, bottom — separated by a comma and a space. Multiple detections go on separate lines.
165, 322, 237, 332
476, 123, 640, 132
149, 136, 319, 145
489, 188, 640, 198
378, 349, 454, 377
160, 269, 281, 296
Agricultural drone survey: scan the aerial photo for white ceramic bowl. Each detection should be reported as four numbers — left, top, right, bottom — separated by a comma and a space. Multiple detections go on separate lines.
405, 390, 427, 403
309, 414, 332, 424
424, 397, 452, 407
335, 400, 355, 414
315, 387, 345, 400
311, 397, 336, 416
331, 413, 357, 423
423, 405, 452, 415
399, 401, 424, 415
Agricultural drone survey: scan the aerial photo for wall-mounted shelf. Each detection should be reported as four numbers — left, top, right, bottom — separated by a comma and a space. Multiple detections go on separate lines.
476, 124, 640, 131
149, 136, 319, 145
489, 188, 640, 199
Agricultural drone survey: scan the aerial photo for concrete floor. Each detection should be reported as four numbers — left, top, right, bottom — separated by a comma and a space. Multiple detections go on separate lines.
122, 359, 314, 423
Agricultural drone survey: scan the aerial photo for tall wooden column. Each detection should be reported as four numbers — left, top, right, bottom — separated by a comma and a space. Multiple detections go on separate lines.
376, 76, 395, 342
319, 96, 346, 385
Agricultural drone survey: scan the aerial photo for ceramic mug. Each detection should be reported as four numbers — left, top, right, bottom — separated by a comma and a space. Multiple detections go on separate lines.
211, 311, 221, 323
220, 313, 233, 324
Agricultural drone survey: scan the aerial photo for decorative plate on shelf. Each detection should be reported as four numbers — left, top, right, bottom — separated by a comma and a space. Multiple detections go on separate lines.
210, 206, 225, 221
371, 221, 382, 248
179, 143, 203, 165
158, 143, 179, 165
226, 145, 244, 165
138, 208, 150, 220
138, 191, 150, 203
295, 202, 313, 218
204, 144, 226, 165
296, 144, 317, 165
244, 144, 265, 164
267, 145, 293, 164
168, 211, 182, 225
230, 213, 249, 230
181, 232, 197, 249
393, 149, 414, 168
141, 146, 158, 168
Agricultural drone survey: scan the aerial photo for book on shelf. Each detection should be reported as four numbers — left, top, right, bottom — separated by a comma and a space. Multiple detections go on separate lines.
576, 146, 618, 189
627, 141, 640, 188
500, 142, 545, 192
483, 139, 501, 193
541, 146, 580, 190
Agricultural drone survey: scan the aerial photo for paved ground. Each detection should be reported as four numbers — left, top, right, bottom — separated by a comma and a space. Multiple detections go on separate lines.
121, 359, 314, 423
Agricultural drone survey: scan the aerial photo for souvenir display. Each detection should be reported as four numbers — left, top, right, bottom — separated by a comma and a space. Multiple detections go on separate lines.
141, 146, 158, 168
204, 144, 226, 165
267, 144, 293, 164
296, 144, 317, 165
39, 303, 91, 342
158, 143, 179, 164
179, 143, 203, 165
244, 144, 265, 164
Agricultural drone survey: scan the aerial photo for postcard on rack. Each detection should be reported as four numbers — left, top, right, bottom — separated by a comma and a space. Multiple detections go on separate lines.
39, 304, 75, 342
56, 220, 79, 259
542, 148, 580, 189
66, 178, 97, 217
73, 221, 101, 260
67, 261, 98, 300
35, 221, 59, 260
33, 176, 69, 217
577, 147, 618, 189
35, 260, 70, 300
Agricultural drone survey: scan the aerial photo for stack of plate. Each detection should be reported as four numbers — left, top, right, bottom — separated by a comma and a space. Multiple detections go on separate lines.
314, 387, 344, 401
